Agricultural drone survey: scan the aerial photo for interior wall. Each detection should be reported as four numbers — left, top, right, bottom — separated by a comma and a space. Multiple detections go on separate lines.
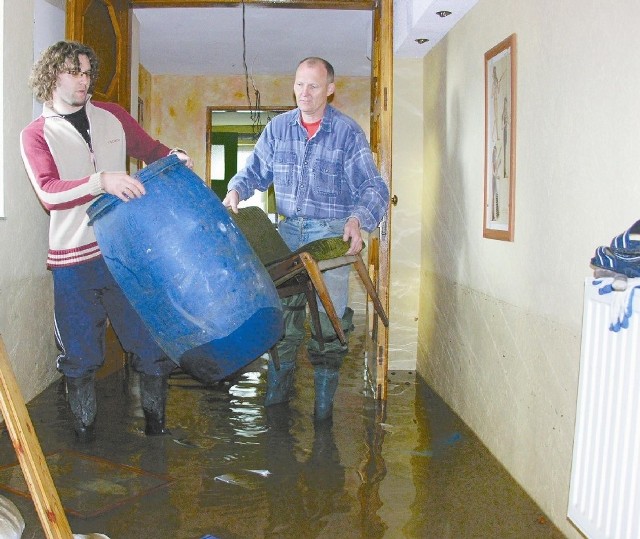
1, 0, 60, 402
140, 72, 371, 183
32, 0, 65, 118
389, 57, 423, 370
417, 0, 640, 536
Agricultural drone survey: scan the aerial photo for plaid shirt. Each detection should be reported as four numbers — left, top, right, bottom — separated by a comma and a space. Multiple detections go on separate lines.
228, 105, 389, 232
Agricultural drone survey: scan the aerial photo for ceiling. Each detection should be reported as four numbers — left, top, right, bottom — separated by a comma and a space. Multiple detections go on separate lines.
134, 6, 372, 77
394, 0, 480, 57
134, 0, 479, 77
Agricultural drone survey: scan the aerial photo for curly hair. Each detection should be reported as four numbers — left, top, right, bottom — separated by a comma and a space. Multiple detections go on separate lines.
29, 41, 99, 103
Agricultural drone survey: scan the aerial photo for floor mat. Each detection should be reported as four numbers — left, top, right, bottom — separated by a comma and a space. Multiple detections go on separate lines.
0, 450, 172, 518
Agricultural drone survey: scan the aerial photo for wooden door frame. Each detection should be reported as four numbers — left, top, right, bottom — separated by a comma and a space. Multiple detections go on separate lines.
370, 0, 392, 400
69, 0, 393, 399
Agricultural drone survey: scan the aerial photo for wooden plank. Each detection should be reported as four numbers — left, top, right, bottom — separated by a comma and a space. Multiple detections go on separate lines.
0, 336, 73, 538
369, 0, 393, 401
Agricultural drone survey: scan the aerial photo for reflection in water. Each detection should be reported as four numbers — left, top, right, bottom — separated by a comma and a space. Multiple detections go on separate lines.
357, 401, 387, 538
3, 334, 564, 538
263, 405, 347, 538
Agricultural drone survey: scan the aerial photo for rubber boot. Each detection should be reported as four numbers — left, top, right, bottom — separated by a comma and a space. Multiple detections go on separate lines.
313, 366, 340, 421
140, 373, 170, 436
264, 360, 295, 407
265, 293, 305, 407
66, 374, 97, 442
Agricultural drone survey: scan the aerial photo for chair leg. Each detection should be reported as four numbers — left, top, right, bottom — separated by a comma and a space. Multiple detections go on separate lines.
299, 253, 346, 345
305, 281, 324, 351
353, 257, 389, 327
269, 346, 281, 371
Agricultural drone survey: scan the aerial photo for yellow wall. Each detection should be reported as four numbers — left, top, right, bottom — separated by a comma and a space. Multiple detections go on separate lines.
139, 71, 371, 181
417, 0, 640, 536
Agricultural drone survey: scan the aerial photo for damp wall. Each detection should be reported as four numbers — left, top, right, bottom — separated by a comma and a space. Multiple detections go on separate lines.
0, 0, 60, 402
139, 70, 371, 182
416, 0, 640, 536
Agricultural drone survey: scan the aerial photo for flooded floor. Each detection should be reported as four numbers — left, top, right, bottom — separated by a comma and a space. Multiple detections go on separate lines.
0, 320, 565, 538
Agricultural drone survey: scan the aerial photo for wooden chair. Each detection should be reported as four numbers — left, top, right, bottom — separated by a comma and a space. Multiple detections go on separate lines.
229, 207, 389, 365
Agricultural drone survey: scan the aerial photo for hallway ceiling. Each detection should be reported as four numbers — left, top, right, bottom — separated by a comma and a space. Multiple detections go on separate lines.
134, 0, 479, 77
134, 6, 372, 77
393, 0, 480, 58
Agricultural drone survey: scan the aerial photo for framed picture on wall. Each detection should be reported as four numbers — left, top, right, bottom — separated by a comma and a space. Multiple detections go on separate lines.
483, 33, 517, 241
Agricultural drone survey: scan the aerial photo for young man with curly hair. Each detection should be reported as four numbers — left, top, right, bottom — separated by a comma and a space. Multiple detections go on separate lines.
20, 40, 192, 442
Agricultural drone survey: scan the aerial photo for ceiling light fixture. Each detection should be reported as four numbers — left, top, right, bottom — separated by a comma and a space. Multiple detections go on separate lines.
415, 38, 429, 44
436, 10, 452, 17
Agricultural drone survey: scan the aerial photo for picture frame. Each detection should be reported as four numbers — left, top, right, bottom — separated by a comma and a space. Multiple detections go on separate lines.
483, 33, 517, 241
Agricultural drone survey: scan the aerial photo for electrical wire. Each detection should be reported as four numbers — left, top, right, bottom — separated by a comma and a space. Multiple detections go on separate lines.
241, 0, 262, 138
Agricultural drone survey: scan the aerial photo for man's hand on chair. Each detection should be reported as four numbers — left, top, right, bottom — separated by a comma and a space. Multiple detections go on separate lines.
343, 217, 363, 255
222, 190, 240, 213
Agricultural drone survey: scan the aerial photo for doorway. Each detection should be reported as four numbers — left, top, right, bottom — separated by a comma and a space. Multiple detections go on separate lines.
207, 107, 289, 207
66, 0, 393, 398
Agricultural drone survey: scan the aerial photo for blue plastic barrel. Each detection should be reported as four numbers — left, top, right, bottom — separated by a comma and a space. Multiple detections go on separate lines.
87, 155, 283, 383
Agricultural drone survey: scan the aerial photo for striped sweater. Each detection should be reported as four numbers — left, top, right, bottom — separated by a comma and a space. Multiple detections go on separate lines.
20, 98, 171, 268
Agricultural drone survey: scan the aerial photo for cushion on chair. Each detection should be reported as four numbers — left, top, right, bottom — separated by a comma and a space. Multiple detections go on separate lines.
294, 236, 362, 261
230, 207, 365, 265
228, 207, 292, 265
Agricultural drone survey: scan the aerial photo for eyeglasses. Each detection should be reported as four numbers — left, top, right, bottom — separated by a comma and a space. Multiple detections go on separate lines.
62, 68, 93, 79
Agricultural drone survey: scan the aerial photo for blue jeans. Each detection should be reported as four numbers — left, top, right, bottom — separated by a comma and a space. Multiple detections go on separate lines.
278, 217, 351, 317
52, 257, 175, 378
275, 217, 352, 364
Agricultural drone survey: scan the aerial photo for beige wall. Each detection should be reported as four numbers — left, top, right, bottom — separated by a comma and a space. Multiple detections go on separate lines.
417, 0, 640, 536
0, 0, 59, 401
141, 72, 371, 182
389, 58, 423, 369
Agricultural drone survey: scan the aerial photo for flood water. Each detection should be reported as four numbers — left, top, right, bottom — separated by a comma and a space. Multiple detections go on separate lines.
0, 314, 564, 538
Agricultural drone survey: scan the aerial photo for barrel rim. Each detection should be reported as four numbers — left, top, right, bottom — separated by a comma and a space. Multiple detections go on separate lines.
86, 154, 182, 225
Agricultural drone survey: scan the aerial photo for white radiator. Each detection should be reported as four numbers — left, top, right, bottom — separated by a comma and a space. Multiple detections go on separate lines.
568, 279, 640, 538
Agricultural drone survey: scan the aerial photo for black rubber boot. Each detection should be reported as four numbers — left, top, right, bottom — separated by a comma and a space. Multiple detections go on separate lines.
139, 373, 170, 436
66, 374, 97, 442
